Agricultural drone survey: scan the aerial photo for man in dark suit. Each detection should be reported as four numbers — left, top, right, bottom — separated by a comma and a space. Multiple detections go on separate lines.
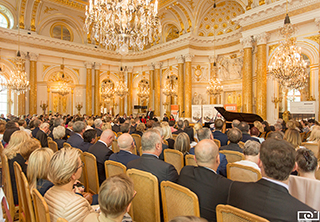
172, 120, 185, 135
32, 119, 41, 138
146, 108, 154, 120
66, 121, 75, 137
127, 129, 178, 184
189, 128, 228, 177
213, 119, 228, 146
178, 139, 232, 222
237, 121, 260, 143
88, 129, 115, 185
112, 119, 121, 133
94, 118, 103, 137
220, 128, 243, 153
66, 121, 86, 148
162, 113, 169, 122
228, 139, 315, 221
109, 133, 140, 166
79, 129, 97, 152
183, 120, 194, 142
36, 122, 50, 147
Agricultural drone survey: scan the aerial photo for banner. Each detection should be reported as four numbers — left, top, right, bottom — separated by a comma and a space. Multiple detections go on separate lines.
290, 101, 316, 114
224, 104, 237, 112
192, 105, 202, 123
202, 105, 215, 122
171, 105, 179, 120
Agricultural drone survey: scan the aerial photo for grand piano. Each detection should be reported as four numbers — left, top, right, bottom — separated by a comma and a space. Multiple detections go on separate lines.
212, 107, 264, 129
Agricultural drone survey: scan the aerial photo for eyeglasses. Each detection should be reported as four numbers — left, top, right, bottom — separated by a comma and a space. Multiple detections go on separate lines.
75, 161, 84, 172
129, 190, 137, 203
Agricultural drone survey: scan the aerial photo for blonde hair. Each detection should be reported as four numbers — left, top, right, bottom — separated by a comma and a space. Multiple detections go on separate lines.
136, 123, 146, 132
27, 148, 54, 194
284, 129, 301, 149
87, 118, 94, 127
174, 132, 191, 155
48, 147, 80, 186
161, 122, 172, 140
20, 139, 41, 160
308, 126, 320, 142
4, 130, 30, 159
254, 121, 264, 133
286, 120, 296, 130
101, 122, 112, 131
193, 123, 203, 137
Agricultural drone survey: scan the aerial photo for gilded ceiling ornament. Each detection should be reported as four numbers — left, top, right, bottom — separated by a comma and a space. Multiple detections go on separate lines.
48, 71, 73, 83
43, 65, 50, 73
193, 65, 203, 82
187, 0, 195, 10
304, 35, 320, 44
268, 43, 280, 56
44, 6, 58, 14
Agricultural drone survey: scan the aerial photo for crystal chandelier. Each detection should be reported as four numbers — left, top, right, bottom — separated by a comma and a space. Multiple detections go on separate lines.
101, 79, 114, 104
206, 78, 223, 96
163, 75, 177, 97
7, 51, 30, 95
85, 0, 162, 55
114, 67, 128, 98
137, 79, 149, 101
268, 7, 307, 90
55, 61, 70, 96
0, 68, 6, 92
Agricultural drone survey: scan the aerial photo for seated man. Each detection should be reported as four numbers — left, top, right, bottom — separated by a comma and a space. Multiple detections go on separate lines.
88, 129, 114, 185
67, 121, 86, 148
127, 129, 178, 183
190, 128, 228, 177
109, 133, 140, 166
36, 122, 50, 147
79, 129, 97, 152
172, 120, 185, 135
228, 138, 315, 221
237, 121, 260, 143
213, 119, 228, 146
178, 139, 232, 222
94, 118, 103, 137
219, 128, 243, 153
234, 140, 260, 171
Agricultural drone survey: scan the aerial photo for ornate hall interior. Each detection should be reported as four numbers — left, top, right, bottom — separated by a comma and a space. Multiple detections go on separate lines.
0, 0, 319, 123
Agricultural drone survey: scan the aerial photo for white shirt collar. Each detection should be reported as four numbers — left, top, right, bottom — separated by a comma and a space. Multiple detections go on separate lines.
76, 133, 83, 139
142, 153, 159, 158
262, 177, 289, 190
202, 166, 217, 174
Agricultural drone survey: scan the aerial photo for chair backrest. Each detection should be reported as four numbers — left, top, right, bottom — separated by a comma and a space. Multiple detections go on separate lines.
47, 137, 53, 142
112, 139, 120, 153
305, 131, 311, 141
131, 134, 142, 154
83, 152, 100, 194
63, 142, 71, 148
216, 204, 269, 222
163, 140, 169, 146
126, 169, 160, 222
238, 141, 245, 149
14, 162, 36, 222
138, 146, 143, 156
259, 132, 266, 138
104, 160, 126, 179
185, 154, 197, 166
219, 150, 244, 163
288, 175, 320, 211
48, 140, 58, 153
164, 149, 184, 174
214, 139, 221, 148
32, 188, 51, 222
161, 181, 200, 222
117, 132, 123, 137
172, 134, 178, 141
301, 142, 320, 160
227, 163, 261, 182
300, 132, 306, 142
0, 149, 15, 219
194, 137, 198, 142
57, 218, 68, 222
75, 149, 88, 192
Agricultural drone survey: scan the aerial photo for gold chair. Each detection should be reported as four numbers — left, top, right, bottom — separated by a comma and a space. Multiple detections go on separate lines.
0, 149, 17, 221
164, 149, 184, 174
161, 181, 200, 222
216, 204, 269, 222
112, 139, 120, 153
185, 154, 197, 166
219, 150, 245, 163
14, 162, 36, 222
214, 139, 221, 148
132, 134, 142, 154
300, 132, 306, 142
194, 137, 198, 142
75, 149, 88, 192
163, 140, 169, 146
127, 169, 160, 222
172, 134, 178, 141
112, 131, 117, 137
238, 141, 245, 149
83, 152, 100, 194
32, 189, 51, 222
57, 218, 68, 222
47, 137, 52, 142
301, 142, 320, 160
227, 163, 261, 182
304, 131, 311, 141
259, 132, 266, 138
48, 140, 58, 153
104, 160, 126, 179
63, 142, 71, 148
138, 146, 143, 156
117, 132, 123, 137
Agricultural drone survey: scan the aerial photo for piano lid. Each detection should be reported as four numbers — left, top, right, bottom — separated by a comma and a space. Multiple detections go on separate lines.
215, 107, 264, 123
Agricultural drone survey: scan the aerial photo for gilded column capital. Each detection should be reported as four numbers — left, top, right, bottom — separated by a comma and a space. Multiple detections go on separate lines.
175, 55, 184, 64
94, 62, 102, 70
315, 18, 320, 28
209, 55, 216, 64
240, 36, 254, 48
148, 64, 155, 70
18, 51, 27, 60
29, 53, 39, 61
153, 62, 162, 70
126, 66, 133, 72
184, 54, 194, 62
256, 32, 270, 45
84, 62, 94, 69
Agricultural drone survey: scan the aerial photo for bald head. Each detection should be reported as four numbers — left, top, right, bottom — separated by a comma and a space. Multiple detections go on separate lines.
100, 129, 115, 147
118, 133, 134, 151
195, 139, 219, 169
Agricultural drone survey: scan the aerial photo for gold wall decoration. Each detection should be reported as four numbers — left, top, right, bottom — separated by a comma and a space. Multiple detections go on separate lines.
305, 35, 320, 44
48, 0, 86, 11
186, 0, 195, 10
19, 0, 27, 29
31, 0, 41, 31
44, 6, 58, 14
48, 71, 73, 83
193, 65, 204, 82
268, 43, 280, 56
73, 68, 80, 76
43, 65, 51, 73
176, 4, 192, 32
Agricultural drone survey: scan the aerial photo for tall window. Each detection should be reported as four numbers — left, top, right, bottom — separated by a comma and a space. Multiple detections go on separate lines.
50, 23, 73, 41
0, 75, 7, 115
0, 12, 9, 28
287, 89, 301, 111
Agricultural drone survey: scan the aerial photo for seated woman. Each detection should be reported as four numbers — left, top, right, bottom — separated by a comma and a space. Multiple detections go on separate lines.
134, 123, 145, 137
45, 147, 94, 222
161, 121, 175, 149
52, 125, 67, 149
284, 128, 303, 150
3, 130, 30, 205
27, 148, 54, 196
84, 174, 133, 222
174, 132, 191, 157
307, 126, 320, 142
296, 148, 318, 180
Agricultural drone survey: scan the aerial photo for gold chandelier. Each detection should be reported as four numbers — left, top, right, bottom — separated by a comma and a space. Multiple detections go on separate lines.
7, 51, 30, 95
0, 67, 6, 92
163, 74, 177, 97
85, 0, 162, 55
206, 78, 223, 96
114, 67, 129, 98
137, 79, 149, 101
268, 8, 307, 90
101, 79, 114, 104
55, 61, 70, 96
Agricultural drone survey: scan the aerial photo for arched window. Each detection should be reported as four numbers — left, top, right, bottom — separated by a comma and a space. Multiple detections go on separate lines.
0, 5, 14, 29
50, 23, 73, 41
0, 12, 9, 28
